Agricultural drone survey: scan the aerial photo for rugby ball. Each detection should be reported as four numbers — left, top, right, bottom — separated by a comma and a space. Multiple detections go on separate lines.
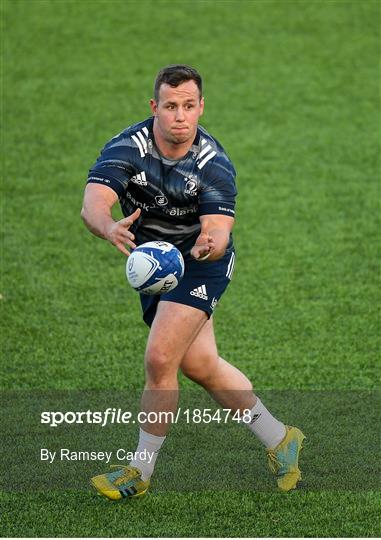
126, 241, 184, 295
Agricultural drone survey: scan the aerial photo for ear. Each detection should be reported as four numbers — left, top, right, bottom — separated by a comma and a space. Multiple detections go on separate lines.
150, 99, 158, 116
199, 96, 205, 117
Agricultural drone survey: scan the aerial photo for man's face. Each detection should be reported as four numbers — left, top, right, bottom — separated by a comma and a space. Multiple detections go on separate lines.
150, 80, 204, 145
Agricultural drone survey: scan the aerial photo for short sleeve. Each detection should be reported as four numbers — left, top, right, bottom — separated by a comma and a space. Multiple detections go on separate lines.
87, 137, 134, 198
198, 165, 237, 217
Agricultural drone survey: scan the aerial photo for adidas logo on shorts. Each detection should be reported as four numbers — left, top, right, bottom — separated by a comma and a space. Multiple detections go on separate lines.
190, 284, 208, 300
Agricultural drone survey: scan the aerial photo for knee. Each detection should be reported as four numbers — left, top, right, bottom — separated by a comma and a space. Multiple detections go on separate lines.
145, 345, 177, 385
181, 355, 218, 385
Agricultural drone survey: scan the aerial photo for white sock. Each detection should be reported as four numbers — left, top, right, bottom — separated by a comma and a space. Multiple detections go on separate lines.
245, 398, 286, 449
129, 428, 166, 481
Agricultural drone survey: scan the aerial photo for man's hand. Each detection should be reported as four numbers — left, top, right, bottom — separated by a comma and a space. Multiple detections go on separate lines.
191, 214, 235, 262
190, 231, 215, 260
81, 184, 142, 256
105, 208, 141, 256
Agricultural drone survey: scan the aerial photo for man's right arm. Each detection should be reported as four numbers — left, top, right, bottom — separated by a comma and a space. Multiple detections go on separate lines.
81, 183, 140, 256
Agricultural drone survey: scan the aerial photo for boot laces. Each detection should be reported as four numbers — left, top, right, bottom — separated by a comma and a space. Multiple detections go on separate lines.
267, 450, 281, 474
108, 465, 139, 486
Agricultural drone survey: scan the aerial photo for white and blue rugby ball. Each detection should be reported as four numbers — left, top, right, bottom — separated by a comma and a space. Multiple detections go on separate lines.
126, 241, 184, 295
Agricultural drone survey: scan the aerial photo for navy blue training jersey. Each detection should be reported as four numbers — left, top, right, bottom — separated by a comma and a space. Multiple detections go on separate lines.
87, 117, 237, 258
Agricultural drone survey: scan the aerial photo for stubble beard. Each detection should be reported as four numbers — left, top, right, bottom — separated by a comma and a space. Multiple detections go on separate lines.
170, 133, 190, 145
153, 117, 197, 150
168, 126, 196, 146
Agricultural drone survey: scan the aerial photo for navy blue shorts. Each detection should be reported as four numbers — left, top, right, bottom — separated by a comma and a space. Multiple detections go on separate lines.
140, 249, 236, 326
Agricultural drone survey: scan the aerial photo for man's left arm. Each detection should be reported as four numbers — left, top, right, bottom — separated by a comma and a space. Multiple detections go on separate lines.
191, 214, 234, 261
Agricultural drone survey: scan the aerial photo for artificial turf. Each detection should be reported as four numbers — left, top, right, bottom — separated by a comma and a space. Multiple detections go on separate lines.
1, 0, 380, 536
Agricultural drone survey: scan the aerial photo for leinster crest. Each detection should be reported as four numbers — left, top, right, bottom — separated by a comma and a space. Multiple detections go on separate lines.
184, 175, 198, 196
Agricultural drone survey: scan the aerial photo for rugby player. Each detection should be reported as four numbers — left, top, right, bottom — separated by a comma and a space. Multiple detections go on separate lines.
81, 65, 305, 499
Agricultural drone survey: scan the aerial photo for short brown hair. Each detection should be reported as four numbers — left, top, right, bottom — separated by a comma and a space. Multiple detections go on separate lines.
154, 64, 203, 102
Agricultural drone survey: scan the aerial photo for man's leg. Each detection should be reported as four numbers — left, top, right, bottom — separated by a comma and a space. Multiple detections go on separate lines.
91, 301, 209, 499
180, 318, 305, 492
139, 300, 208, 436
180, 317, 285, 446
128, 301, 208, 480
180, 317, 255, 409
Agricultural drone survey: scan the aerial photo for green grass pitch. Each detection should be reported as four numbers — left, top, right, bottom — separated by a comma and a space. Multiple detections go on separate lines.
1, 0, 380, 537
